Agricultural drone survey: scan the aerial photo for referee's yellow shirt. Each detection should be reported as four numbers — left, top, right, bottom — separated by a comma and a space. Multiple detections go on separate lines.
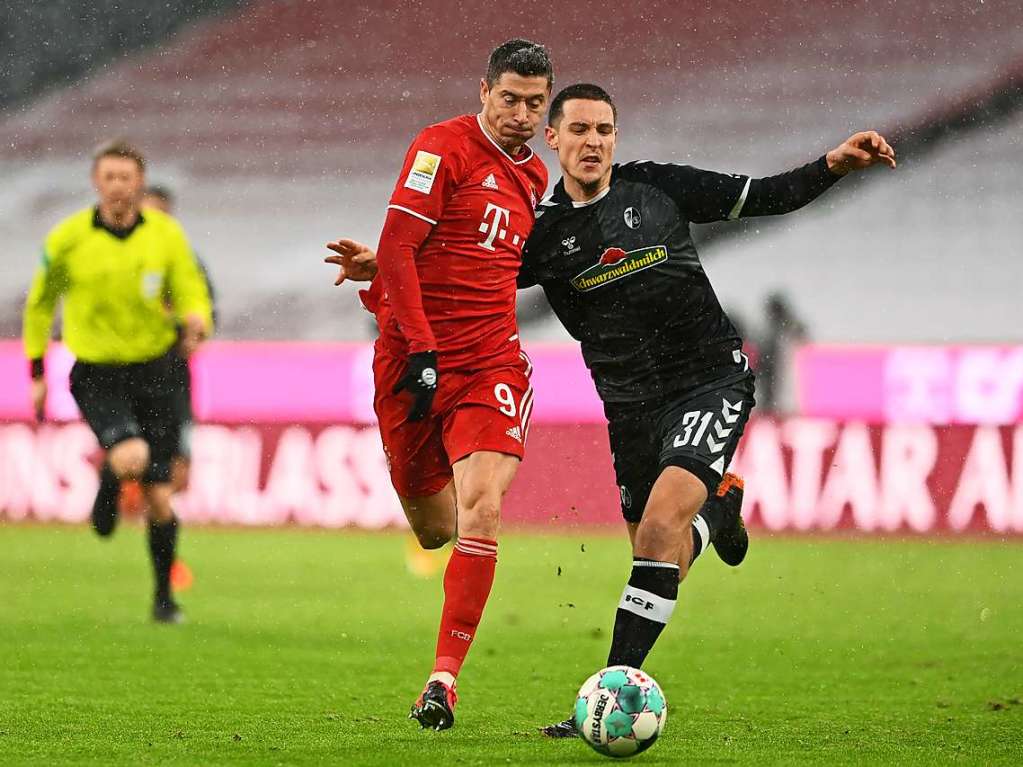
22, 207, 213, 365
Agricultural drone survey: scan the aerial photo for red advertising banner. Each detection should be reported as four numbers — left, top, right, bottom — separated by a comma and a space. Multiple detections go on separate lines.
2, 419, 1020, 534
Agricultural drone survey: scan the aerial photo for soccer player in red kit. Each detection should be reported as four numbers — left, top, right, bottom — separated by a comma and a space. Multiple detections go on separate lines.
333, 40, 552, 730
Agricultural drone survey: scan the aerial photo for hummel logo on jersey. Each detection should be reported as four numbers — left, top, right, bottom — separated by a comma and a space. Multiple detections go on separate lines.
619, 485, 632, 510
482, 173, 499, 190
505, 425, 523, 443
562, 236, 580, 255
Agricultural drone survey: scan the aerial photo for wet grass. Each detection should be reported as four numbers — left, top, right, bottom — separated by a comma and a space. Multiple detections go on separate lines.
1, 524, 1021, 765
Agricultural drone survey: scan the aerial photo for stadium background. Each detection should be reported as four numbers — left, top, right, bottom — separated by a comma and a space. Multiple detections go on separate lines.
2, 3, 1023, 765
2, 0, 1021, 534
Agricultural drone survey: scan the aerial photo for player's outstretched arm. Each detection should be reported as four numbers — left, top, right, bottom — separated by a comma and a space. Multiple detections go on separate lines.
825, 130, 896, 175
661, 130, 897, 224
712, 130, 897, 220
324, 239, 378, 284
23, 243, 68, 422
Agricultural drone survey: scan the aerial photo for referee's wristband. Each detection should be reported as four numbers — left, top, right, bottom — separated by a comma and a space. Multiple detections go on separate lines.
29, 358, 44, 380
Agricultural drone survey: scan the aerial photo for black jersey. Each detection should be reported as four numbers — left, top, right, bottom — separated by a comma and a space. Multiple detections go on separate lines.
519, 157, 840, 403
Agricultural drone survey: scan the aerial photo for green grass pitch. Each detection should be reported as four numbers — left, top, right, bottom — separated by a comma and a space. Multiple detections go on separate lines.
1, 524, 1021, 765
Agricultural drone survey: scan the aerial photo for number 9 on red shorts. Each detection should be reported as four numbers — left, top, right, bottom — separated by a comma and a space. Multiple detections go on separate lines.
372, 350, 534, 497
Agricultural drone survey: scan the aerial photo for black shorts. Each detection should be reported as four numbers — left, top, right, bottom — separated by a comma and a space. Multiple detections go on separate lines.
604, 373, 755, 523
69, 350, 181, 484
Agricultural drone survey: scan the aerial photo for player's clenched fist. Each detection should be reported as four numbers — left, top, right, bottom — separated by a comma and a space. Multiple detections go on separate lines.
394, 351, 438, 421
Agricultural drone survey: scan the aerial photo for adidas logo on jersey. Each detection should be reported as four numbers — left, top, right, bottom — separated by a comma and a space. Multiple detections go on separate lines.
482, 173, 499, 191
505, 425, 523, 443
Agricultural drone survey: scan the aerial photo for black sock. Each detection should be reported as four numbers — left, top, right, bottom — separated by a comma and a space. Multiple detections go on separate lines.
688, 492, 727, 565
148, 516, 178, 604
697, 491, 728, 537
689, 513, 712, 565
90, 464, 120, 537
607, 558, 680, 669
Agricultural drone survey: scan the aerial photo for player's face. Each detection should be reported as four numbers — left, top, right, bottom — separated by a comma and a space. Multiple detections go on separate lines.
92, 156, 144, 217
545, 99, 617, 191
479, 73, 550, 151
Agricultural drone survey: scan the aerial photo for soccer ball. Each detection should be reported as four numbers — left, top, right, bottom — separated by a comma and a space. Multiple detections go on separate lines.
574, 665, 667, 758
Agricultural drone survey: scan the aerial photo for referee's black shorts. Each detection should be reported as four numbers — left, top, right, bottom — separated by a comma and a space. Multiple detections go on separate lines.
604, 372, 756, 523
69, 349, 181, 484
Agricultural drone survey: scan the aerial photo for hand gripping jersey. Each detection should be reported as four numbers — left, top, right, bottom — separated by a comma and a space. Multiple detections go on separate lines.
519, 158, 840, 402
372, 114, 548, 372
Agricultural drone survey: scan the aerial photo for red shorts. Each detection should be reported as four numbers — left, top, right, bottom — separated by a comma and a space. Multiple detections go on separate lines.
373, 348, 534, 498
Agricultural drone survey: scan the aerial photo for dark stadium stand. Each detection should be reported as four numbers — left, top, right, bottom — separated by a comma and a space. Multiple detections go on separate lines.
0, 0, 245, 109
2, 0, 1022, 340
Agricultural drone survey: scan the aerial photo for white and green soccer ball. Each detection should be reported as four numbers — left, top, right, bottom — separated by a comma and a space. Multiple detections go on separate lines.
574, 665, 667, 758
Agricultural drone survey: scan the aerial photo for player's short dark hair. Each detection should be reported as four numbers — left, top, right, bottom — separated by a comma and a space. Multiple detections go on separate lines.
92, 139, 146, 172
548, 83, 617, 127
144, 184, 174, 205
486, 39, 554, 88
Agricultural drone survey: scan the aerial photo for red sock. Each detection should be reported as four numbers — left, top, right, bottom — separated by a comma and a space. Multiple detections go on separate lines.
432, 536, 498, 679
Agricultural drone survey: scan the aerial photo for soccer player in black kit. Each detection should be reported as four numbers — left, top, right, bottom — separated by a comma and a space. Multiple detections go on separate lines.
325, 83, 896, 736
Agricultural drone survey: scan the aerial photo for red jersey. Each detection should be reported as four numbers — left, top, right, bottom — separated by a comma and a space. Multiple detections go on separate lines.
372, 114, 548, 371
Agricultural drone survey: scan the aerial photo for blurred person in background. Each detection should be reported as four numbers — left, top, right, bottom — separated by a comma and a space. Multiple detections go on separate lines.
723, 306, 761, 373
141, 183, 218, 493
755, 292, 808, 414
22, 140, 213, 624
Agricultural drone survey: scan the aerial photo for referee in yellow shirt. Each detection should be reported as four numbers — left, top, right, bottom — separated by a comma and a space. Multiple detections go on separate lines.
22, 140, 212, 623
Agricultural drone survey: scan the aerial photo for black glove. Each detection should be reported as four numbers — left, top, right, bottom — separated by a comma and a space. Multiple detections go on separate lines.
393, 351, 438, 422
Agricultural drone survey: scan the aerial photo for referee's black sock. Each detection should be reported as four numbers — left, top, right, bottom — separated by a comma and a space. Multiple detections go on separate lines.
148, 516, 178, 604
607, 558, 679, 669
90, 463, 120, 538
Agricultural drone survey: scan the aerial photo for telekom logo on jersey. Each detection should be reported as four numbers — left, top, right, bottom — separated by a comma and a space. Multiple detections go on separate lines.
477, 202, 517, 252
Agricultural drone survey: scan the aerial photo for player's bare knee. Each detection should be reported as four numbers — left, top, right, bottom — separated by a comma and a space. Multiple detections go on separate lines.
416, 526, 453, 550
410, 515, 455, 549
148, 506, 174, 525
400, 488, 456, 548
457, 489, 502, 538
676, 503, 701, 530
170, 458, 190, 493
108, 439, 149, 479
633, 512, 686, 561
144, 484, 174, 523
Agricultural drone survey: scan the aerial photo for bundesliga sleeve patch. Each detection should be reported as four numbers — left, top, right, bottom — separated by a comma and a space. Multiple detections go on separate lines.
404, 150, 442, 194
